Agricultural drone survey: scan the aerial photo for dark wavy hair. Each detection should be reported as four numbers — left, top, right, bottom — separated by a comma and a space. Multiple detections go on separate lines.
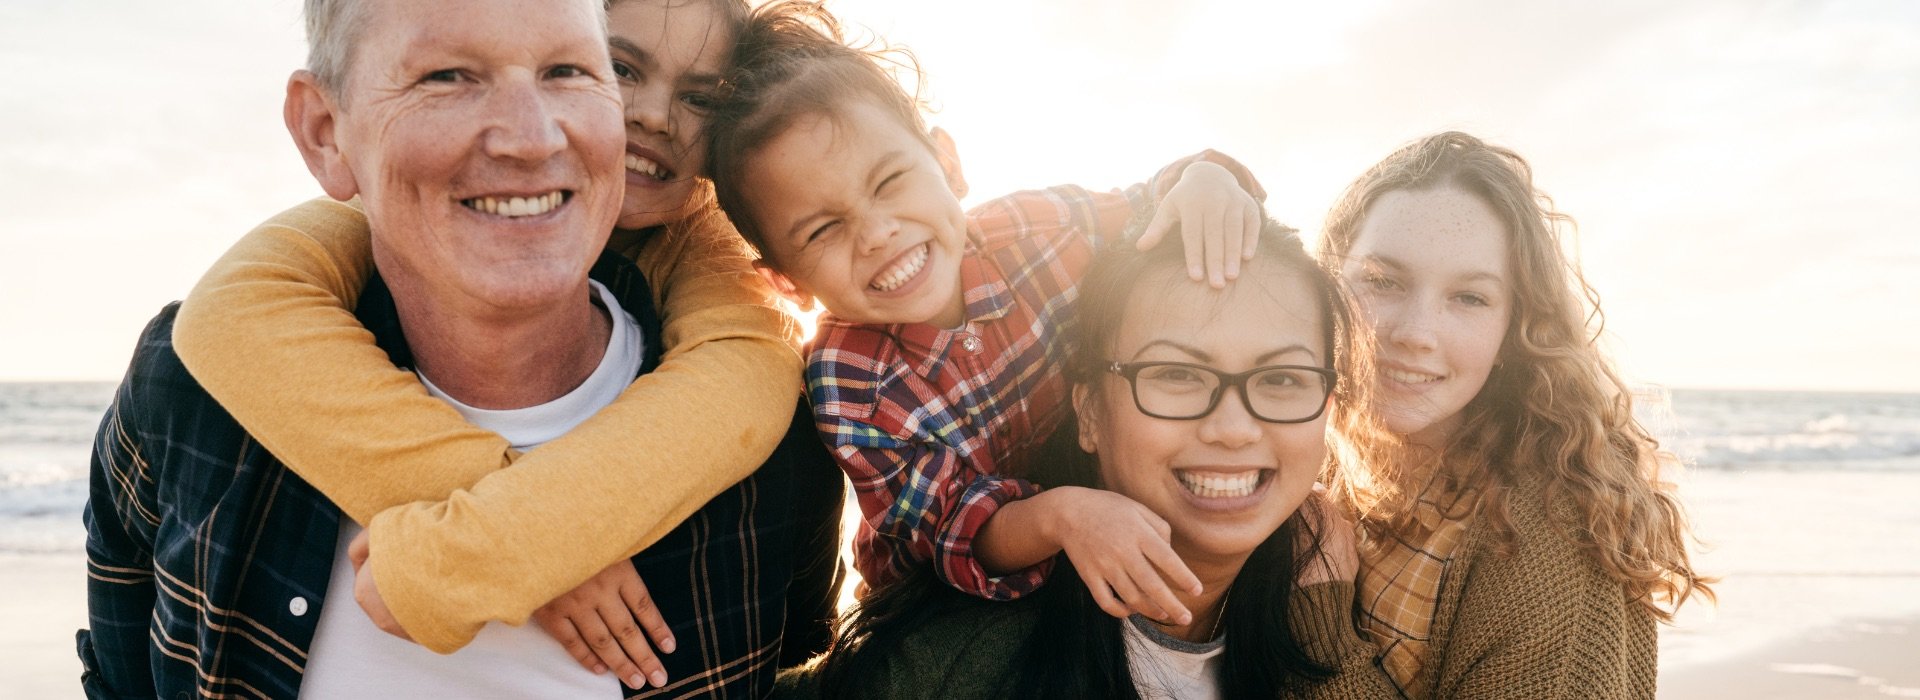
815, 218, 1357, 697
703, 0, 930, 257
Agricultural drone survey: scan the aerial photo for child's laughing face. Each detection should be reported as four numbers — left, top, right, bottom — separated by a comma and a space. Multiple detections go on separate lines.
741, 99, 970, 328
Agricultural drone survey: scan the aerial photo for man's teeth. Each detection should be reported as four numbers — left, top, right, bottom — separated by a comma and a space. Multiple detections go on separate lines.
870, 244, 929, 292
1178, 472, 1261, 499
464, 192, 565, 217
626, 153, 673, 181
1385, 368, 1443, 384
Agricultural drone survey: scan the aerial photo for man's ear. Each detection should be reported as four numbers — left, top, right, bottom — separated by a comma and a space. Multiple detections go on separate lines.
929, 127, 967, 200
285, 70, 359, 202
752, 259, 817, 312
1072, 384, 1099, 454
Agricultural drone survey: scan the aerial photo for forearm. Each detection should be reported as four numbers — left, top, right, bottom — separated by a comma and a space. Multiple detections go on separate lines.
173, 197, 514, 525
972, 489, 1068, 575
1287, 582, 1400, 699
369, 332, 802, 652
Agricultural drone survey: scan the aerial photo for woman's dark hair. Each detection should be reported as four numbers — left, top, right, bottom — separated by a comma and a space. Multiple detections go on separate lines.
817, 217, 1356, 697
703, 0, 931, 257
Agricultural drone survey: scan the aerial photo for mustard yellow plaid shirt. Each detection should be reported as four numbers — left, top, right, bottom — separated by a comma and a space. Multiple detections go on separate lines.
1356, 475, 1481, 698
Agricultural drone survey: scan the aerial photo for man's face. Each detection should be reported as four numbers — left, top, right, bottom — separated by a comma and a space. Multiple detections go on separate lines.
332, 0, 626, 312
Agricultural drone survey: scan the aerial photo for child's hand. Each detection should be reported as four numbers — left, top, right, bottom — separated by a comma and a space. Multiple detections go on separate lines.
1045, 486, 1204, 624
1135, 160, 1264, 289
532, 561, 676, 690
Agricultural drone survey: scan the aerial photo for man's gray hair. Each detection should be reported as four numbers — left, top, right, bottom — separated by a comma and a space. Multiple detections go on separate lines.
302, 0, 614, 99
303, 0, 370, 96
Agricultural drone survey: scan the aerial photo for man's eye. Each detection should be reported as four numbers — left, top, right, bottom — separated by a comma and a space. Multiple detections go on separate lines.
422, 69, 463, 83
546, 65, 591, 80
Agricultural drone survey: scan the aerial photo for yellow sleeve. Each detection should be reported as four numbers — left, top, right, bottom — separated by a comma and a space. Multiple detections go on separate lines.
366, 200, 806, 652
174, 196, 806, 653
173, 197, 516, 523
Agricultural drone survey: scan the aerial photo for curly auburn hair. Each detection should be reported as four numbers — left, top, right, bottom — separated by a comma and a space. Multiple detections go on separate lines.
1316, 131, 1712, 622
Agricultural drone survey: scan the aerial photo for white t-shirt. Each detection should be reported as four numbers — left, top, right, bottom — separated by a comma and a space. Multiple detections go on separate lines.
300, 280, 643, 699
1124, 613, 1226, 700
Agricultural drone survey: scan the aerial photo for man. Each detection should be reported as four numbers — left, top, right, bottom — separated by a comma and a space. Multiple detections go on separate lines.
78, 0, 831, 696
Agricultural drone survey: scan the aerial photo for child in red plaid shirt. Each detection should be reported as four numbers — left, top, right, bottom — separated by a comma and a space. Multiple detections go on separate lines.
708, 1, 1270, 625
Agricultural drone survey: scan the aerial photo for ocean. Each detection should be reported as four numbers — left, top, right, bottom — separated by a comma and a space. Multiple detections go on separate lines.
5, 382, 1920, 555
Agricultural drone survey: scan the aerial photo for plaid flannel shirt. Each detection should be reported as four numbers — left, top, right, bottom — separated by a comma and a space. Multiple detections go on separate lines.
81, 251, 823, 699
807, 152, 1263, 600
1357, 473, 1482, 699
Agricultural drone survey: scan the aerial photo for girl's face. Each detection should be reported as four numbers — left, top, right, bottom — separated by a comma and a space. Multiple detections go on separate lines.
1074, 265, 1328, 564
608, 0, 732, 229
1341, 186, 1512, 445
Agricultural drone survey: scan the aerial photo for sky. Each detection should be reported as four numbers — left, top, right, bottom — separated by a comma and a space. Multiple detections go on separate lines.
2, 0, 1916, 392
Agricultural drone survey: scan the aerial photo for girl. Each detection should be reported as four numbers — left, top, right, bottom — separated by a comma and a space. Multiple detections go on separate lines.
1305, 132, 1713, 698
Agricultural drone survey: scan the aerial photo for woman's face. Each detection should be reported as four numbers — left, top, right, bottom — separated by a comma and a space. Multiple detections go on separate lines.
607, 0, 732, 229
1075, 264, 1328, 563
1341, 186, 1512, 445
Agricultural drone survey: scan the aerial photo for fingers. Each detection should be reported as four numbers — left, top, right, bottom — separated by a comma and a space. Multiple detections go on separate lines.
347, 530, 371, 572
1180, 212, 1205, 282
1136, 205, 1174, 252
533, 609, 607, 675
1123, 557, 1192, 626
620, 576, 676, 655
1078, 568, 1134, 620
1206, 206, 1231, 288
574, 602, 668, 690
598, 598, 670, 690
1241, 205, 1260, 261
1142, 536, 1203, 598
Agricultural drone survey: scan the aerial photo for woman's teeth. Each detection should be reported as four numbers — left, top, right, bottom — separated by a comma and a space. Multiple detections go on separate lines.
870, 243, 930, 292
462, 191, 565, 217
1178, 471, 1261, 499
1385, 368, 1443, 384
626, 153, 673, 182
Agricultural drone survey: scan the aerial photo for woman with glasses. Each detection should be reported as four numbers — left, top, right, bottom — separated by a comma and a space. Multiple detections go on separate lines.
776, 216, 1386, 699
1298, 132, 1714, 699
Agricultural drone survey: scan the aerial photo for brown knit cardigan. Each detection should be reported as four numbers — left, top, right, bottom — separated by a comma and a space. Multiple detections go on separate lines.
1287, 468, 1659, 699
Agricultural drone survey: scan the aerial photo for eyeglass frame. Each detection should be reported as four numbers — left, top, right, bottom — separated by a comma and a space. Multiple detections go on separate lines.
1104, 361, 1337, 424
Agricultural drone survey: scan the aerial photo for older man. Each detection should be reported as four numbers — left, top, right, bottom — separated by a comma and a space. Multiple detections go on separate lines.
78, 0, 824, 697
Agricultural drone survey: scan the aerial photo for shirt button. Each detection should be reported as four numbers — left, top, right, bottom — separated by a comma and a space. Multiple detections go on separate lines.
960, 336, 981, 353
289, 597, 309, 617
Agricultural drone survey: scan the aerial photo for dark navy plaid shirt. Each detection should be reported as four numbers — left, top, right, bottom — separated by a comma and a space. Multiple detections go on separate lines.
81, 250, 830, 699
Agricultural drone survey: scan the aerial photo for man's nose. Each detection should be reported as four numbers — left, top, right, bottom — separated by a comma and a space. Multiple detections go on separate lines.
485, 77, 567, 163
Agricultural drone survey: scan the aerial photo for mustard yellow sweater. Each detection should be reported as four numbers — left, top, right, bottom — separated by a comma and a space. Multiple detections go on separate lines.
171, 196, 804, 653
1288, 469, 1659, 699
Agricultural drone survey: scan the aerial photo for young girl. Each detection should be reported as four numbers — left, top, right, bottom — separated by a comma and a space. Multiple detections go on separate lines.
1303, 132, 1713, 698
704, 0, 1269, 626
173, 0, 836, 690
777, 217, 1368, 700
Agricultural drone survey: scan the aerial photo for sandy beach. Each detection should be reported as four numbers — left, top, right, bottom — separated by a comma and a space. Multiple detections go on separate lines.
6, 468, 1916, 696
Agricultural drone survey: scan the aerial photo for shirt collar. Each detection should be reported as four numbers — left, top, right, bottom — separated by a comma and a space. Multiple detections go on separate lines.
890, 241, 1016, 379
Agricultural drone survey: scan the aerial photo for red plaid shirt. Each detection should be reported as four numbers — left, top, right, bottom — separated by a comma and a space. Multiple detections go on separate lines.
805, 152, 1263, 600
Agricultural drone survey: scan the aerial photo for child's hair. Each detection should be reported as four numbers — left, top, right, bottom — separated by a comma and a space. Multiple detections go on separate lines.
704, 0, 930, 257
815, 218, 1364, 698
1316, 130, 1714, 621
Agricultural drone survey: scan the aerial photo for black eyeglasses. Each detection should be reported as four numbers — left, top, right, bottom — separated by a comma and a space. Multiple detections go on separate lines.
1106, 361, 1336, 423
